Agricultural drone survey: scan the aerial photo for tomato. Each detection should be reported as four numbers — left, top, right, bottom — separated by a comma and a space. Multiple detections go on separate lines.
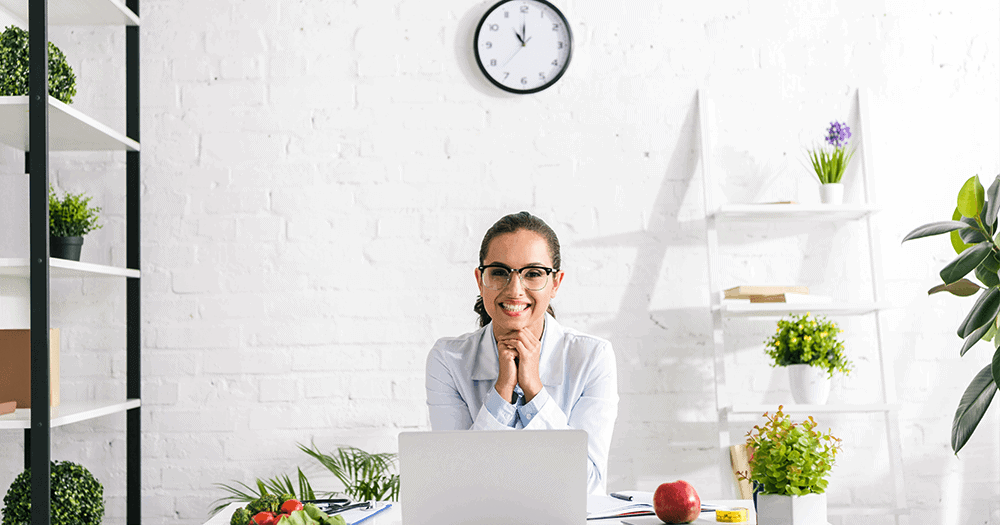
280, 500, 304, 514
251, 511, 277, 525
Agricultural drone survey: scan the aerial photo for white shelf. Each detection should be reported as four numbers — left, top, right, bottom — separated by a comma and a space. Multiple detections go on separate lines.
717, 301, 890, 317
727, 403, 899, 415
0, 0, 139, 25
0, 258, 139, 278
712, 203, 880, 221
0, 399, 140, 430
0, 96, 140, 152
829, 505, 908, 516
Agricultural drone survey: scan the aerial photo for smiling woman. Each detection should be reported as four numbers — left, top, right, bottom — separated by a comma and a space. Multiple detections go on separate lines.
425, 211, 619, 495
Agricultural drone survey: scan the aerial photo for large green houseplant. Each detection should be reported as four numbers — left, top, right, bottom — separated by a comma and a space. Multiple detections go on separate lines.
0, 25, 77, 104
902, 174, 1000, 454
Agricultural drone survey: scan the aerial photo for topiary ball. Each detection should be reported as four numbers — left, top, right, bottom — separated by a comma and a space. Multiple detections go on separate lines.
0, 25, 77, 104
1, 460, 104, 525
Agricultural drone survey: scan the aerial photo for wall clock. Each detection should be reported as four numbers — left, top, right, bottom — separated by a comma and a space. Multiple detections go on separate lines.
473, 0, 573, 94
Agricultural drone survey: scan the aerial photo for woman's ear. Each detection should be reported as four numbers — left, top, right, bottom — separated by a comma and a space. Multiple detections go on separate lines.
550, 270, 565, 297
474, 267, 484, 295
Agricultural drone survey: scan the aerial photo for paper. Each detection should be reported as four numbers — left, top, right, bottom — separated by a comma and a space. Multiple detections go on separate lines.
338, 502, 392, 525
587, 494, 654, 520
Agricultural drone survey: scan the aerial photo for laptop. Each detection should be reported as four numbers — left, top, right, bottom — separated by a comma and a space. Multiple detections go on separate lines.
398, 429, 588, 525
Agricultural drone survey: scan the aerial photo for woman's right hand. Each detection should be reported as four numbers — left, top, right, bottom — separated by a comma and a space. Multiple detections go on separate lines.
495, 341, 519, 404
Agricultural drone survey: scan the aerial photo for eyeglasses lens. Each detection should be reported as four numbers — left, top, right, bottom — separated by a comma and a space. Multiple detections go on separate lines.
482, 267, 549, 291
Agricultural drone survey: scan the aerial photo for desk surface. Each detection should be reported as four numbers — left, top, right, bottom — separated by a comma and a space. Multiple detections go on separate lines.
206, 500, 757, 525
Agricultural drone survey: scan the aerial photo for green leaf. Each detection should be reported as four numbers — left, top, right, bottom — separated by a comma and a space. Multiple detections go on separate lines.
993, 347, 1000, 394
958, 175, 986, 219
976, 264, 1000, 288
952, 209, 976, 254
958, 287, 1000, 338
951, 364, 998, 454
902, 221, 970, 242
961, 320, 994, 356
984, 175, 1000, 230
941, 243, 993, 285
959, 216, 989, 244
928, 279, 982, 297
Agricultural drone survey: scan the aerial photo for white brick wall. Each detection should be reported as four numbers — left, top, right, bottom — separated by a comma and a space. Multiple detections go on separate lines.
1, 1, 999, 524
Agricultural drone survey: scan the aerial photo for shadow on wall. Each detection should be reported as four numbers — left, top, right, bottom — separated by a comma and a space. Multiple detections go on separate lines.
570, 93, 720, 488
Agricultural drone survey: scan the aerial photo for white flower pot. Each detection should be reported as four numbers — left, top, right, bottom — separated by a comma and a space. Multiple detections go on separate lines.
757, 493, 827, 525
819, 183, 844, 204
787, 364, 831, 405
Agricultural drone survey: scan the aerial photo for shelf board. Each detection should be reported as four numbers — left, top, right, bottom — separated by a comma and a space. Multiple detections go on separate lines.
727, 403, 899, 415
717, 301, 890, 317
0, 96, 140, 152
0, 0, 139, 25
829, 505, 908, 516
0, 399, 140, 430
0, 258, 139, 278
712, 203, 880, 221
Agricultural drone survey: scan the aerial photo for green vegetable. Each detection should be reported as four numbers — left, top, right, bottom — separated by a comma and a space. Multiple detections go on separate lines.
230, 507, 250, 525
0, 25, 77, 104
293, 506, 346, 525
246, 494, 281, 515
49, 185, 102, 237
1, 460, 104, 525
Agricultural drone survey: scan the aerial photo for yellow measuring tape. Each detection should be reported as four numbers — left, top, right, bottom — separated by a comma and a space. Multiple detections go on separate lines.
715, 507, 749, 522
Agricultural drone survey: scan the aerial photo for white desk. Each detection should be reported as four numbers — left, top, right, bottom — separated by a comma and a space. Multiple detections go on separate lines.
205, 500, 757, 525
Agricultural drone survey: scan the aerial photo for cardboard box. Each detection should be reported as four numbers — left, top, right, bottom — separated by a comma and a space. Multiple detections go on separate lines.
0, 329, 60, 408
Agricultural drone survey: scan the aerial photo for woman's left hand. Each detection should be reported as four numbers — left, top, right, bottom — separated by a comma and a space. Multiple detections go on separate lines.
497, 328, 543, 403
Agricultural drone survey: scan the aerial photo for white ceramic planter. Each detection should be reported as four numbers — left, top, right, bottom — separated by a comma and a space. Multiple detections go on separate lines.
819, 183, 844, 204
787, 364, 831, 404
757, 493, 827, 525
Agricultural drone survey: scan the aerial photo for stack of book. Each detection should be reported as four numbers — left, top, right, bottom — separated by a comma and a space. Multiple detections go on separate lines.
724, 285, 830, 304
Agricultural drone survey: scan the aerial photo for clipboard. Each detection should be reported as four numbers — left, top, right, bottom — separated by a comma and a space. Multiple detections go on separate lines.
339, 502, 392, 525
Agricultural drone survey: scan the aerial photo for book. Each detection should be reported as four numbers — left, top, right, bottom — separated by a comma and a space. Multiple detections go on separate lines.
724, 285, 809, 300
0, 401, 14, 416
748, 293, 832, 304
586, 494, 654, 520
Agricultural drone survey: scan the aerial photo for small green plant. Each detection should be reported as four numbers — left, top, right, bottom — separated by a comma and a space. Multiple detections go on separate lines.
806, 120, 855, 184
739, 406, 842, 496
49, 185, 102, 237
764, 312, 853, 378
1, 460, 104, 525
211, 444, 399, 517
298, 443, 399, 502
0, 25, 77, 104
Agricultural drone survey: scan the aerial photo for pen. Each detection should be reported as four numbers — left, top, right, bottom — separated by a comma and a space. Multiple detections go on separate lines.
609, 492, 633, 501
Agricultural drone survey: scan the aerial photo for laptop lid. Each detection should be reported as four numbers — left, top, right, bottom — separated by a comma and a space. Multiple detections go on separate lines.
398, 429, 588, 525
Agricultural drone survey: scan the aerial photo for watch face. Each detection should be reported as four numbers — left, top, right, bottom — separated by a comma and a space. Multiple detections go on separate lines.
473, 0, 573, 94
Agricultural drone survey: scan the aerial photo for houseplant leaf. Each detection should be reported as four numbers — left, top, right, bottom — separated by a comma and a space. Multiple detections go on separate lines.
994, 347, 1000, 392
958, 216, 989, 244
961, 320, 994, 356
957, 286, 1000, 338
928, 279, 981, 297
952, 210, 976, 254
951, 364, 998, 454
940, 242, 993, 285
983, 174, 1000, 231
902, 220, 970, 242
957, 175, 985, 219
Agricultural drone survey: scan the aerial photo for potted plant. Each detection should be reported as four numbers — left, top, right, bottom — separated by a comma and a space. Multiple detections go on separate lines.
0, 25, 77, 104
1, 460, 104, 525
49, 185, 102, 261
806, 120, 855, 204
740, 406, 842, 525
901, 174, 1000, 454
764, 312, 853, 404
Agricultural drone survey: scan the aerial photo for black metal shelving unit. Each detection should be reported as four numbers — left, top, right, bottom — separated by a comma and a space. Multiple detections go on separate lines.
6, 0, 142, 523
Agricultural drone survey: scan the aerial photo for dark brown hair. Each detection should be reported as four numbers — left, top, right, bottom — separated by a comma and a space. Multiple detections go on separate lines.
474, 211, 561, 327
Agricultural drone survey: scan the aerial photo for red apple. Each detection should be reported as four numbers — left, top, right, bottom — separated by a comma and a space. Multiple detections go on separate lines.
653, 480, 701, 523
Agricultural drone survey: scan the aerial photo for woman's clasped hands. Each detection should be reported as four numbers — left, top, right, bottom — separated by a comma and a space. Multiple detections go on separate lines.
494, 327, 543, 405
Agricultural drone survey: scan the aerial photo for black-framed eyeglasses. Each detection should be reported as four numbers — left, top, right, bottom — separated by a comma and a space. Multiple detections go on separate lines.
478, 264, 557, 291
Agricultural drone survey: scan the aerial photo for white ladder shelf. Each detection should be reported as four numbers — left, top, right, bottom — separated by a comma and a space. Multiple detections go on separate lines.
698, 88, 908, 523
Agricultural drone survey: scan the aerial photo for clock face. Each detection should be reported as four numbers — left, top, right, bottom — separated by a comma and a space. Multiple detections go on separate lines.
473, 0, 573, 94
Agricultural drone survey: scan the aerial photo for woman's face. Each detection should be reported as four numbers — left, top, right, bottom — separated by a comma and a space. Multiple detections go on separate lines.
475, 229, 564, 338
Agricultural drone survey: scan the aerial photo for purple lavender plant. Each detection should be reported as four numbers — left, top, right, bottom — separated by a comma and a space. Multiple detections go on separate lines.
807, 120, 855, 184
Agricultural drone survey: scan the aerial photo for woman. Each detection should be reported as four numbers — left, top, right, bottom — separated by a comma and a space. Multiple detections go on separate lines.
425, 211, 619, 495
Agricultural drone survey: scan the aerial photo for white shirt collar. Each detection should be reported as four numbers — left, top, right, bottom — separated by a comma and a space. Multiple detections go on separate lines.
471, 312, 565, 386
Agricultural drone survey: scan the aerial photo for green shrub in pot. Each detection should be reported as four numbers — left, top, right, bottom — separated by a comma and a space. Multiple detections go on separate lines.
49, 185, 102, 237
1, 460, 104, 525
0, 25, 77, 104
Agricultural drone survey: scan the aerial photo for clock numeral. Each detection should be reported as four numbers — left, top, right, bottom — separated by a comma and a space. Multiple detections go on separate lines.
557, 41, 564, 49
490, 58, 497, 66
539, 72, 546, 81
503, 72, 510, 80
551, 59, 558, 66
552, 23, 560, 31
520, 5, 529, 13
504, 11, 509, 18
484, 41, 493, 49
489, 23, 499, 31
521, 77, 528, 85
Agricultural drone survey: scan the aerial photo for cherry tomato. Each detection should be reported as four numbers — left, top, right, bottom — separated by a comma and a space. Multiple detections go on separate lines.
280, 500, 304, 514
251, 511, 277, 525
